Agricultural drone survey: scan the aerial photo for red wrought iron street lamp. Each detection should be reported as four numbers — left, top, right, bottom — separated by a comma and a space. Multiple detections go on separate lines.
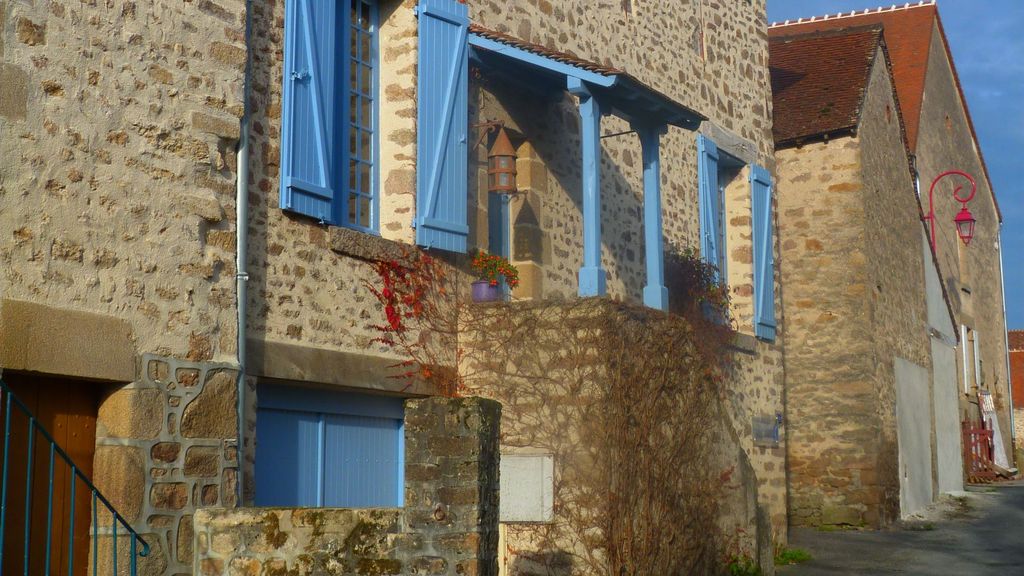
924, 170, 977, 251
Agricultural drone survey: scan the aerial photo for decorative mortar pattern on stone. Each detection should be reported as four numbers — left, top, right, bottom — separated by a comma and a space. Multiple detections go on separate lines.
95, 354, 239, 576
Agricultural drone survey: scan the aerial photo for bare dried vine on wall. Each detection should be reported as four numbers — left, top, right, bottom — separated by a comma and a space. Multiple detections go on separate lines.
367, 247, 753, 575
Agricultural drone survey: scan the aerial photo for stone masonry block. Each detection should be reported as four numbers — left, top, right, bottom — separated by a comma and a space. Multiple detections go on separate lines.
0, 64, 28, 120
0, 299, 136, 382
93, 445, 145, 523
209, 41, 247, 68
191, 111, 240, 140
821, 503, 864, 527
16, 17, 45, 45
181, 370, 238, 438
184, 445, 221, 477
151, 442, 182, 463
98, 388, 164, 439
150, 482, 189, 510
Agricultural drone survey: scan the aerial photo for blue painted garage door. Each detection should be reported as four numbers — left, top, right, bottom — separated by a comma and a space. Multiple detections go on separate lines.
255, 384, 404, 507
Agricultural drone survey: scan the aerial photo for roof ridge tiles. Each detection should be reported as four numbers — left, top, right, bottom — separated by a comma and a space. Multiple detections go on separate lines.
769, 0, 935, 28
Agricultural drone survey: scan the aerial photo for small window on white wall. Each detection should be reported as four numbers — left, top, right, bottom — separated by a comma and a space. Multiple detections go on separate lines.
499, 454, 554, 522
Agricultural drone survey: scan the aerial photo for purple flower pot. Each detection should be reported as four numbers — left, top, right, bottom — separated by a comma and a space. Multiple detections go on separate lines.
471, 280, 503, 303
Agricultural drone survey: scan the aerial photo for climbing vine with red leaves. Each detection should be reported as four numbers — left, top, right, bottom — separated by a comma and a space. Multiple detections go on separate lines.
364, 248, 463, 397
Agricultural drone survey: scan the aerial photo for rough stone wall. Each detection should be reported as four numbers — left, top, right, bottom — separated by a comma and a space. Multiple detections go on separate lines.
194, 397, 501, 576
460, 300, 771, 575
1015, 409, 1024, 454
466, 3, 786, 539
858, 51, 932, 523
723, 340, 787, 541
777, 137, 877, 527
247, 0, 774, 351
914, 22, 1011, 453
245, 0, 420, 358
246, 0, 786, 541
1, 1, 251, 573
94, 355, 239, 575
778, 49, 934, 527
0, 0, 246, 363
469, 1, 773, 156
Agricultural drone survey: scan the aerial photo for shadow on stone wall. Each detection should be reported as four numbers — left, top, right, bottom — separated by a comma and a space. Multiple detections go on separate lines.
460, 299, 770, 575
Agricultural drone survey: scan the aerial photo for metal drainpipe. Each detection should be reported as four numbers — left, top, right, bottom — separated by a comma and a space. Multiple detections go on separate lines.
235, 0, 253, 505
997, 227, 1015, 462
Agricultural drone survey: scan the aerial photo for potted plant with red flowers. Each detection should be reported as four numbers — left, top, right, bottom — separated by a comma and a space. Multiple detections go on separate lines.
470, 251, 519, 302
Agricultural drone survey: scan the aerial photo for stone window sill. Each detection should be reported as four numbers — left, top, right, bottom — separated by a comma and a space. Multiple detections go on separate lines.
330, 226, 413, 265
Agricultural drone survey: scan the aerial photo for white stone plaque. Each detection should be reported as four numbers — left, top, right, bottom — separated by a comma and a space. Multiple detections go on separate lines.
499, 453, 554, 522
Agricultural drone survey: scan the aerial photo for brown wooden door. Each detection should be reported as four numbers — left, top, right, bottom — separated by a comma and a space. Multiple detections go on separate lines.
1, 373, 99, 576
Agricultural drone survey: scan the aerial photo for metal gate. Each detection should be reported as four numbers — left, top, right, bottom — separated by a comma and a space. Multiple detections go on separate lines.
962, 420, 997, 483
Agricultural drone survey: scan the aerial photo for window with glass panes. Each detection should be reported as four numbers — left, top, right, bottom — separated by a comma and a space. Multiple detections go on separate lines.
347, 0, 377, 231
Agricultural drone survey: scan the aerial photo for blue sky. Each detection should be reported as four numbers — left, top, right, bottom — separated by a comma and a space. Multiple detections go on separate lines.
768, 1, 1024, 327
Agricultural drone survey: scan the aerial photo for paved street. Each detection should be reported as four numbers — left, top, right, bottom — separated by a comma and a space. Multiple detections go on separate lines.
777, 483, 1024, 575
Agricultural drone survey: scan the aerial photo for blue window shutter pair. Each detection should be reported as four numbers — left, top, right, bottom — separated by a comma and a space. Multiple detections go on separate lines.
751, 165, 777, 342
279, 0, 343, 224
415, 0, 470, 252
255, 385, 405, 508
697, 135, 721, 278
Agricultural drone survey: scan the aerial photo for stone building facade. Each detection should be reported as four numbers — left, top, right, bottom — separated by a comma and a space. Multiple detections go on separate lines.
245, 0, 788, 564
772, 0, 1012, 476
1, 0, 785, 573
772, 2, 1011, 528
773, 26, 933, 527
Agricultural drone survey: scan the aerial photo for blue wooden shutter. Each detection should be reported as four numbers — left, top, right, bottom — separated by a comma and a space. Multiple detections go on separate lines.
279, 0, 341, 223
752, 164, 777, 341
697, 135, 721, 277
415, 0, 470, 252
254, 409, 322, 506
255, 385, 404, 508
323, 413, 403, 507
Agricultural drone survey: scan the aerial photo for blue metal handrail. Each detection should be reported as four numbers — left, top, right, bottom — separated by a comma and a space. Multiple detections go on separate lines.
0, 379, 149, 575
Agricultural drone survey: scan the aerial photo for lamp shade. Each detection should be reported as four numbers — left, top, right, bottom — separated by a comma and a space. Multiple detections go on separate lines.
487, 127, 517, 194
954, 206, 976, 246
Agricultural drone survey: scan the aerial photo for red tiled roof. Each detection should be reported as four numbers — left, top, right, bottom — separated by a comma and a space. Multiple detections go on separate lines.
769, 26, 884, 146
769, 1, 1001, 221
770, 4, 935, 150
468, 24, 623, 76
1009, 330, 1024, 352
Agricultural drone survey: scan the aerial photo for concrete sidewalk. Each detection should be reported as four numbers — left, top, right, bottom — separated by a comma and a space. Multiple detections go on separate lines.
777, 484, 1024, 575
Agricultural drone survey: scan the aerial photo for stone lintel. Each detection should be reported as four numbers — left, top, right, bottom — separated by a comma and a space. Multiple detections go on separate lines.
700, 121, 761, 166
729, 332, 759, 355
246, 338, 434, 396
0, 298, 136, 382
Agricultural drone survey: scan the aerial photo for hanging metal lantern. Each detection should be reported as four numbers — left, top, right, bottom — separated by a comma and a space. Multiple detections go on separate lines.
954, 205, 976, 246
487, 127, 517, 194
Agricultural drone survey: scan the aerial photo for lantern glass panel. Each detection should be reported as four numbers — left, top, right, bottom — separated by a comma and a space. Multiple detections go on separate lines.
957, 220, 975, 244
